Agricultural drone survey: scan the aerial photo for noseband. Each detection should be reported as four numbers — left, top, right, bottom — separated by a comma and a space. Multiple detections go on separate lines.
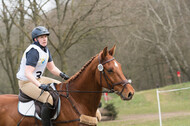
98, 55, 130, 96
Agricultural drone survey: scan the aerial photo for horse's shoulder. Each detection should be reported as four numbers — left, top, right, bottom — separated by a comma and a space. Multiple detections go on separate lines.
0, 94, 18, 107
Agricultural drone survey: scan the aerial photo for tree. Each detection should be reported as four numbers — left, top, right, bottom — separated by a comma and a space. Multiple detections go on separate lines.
0, 0, 127, 92
0, 0, 19, 93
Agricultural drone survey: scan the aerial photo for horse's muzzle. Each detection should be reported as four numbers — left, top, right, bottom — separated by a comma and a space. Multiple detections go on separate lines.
121, 91, 134, 100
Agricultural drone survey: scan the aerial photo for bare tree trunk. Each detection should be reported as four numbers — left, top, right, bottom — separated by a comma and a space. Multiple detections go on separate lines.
157, 45, 176, 84
175, 0, 188, 38
156, 58, 163, 87
17, 0, 25, 70
0, 0, 19, 93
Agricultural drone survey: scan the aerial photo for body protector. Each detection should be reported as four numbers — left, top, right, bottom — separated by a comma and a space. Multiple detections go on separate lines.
17, 44, 49, 81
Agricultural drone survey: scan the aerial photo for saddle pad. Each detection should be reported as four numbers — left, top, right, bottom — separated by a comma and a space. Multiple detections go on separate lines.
18, 100, 41, 120
18, 83, 61, 120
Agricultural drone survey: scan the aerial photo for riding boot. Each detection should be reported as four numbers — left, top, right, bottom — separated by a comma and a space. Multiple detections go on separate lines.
41, 103, 53, 126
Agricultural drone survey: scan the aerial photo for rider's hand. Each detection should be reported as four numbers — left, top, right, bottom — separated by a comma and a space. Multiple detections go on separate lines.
39, 84, 50, 91
60, 72, 70, 80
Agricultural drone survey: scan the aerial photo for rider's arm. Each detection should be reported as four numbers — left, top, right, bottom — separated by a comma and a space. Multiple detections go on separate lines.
47, 61, 70, 80
25, 65, 41, 87
46, 61, 62, 76
46, 49, 61, 76
25, 48, 41, 87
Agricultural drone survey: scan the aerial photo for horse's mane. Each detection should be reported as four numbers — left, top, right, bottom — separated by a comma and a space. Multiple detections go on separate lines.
67, 54, 98, 83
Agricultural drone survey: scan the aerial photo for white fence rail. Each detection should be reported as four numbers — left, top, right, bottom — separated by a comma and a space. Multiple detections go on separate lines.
156, 87, 190, 126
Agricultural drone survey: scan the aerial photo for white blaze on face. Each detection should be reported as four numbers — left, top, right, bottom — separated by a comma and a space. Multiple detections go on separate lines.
114, 61, 118, 68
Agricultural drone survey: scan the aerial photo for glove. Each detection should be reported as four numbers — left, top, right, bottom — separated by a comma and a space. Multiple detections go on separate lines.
60, 72, 70, 80
39, 84, 50, 91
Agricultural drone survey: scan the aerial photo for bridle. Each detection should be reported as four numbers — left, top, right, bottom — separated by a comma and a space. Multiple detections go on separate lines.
98, 54, 130, 98
57, 54, 131, 95
53, 54, 132, 124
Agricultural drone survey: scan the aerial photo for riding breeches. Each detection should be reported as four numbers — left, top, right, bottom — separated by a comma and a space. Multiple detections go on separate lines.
18, 76, 61, 106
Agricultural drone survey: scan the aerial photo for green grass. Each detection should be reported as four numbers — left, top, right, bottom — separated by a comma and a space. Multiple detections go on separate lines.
98, 115, 190, 126
98, 82, 190, 126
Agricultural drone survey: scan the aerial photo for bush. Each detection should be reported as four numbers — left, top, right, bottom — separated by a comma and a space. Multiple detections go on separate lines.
104, 103, 118, 120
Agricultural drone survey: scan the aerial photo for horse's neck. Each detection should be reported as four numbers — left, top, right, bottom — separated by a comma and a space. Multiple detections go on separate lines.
69, 63, 102, 116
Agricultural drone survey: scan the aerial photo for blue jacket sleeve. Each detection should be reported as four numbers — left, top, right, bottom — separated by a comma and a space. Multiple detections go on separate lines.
26, 48, 39, 67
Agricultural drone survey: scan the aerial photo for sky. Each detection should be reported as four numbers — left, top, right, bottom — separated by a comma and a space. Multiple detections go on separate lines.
0, 0, 56, 13
0, 0, 58, 21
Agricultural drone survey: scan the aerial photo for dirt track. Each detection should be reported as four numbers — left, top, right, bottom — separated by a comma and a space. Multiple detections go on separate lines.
102, 111, 190, 123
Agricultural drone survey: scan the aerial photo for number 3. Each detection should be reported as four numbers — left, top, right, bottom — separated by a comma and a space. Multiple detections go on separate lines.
36, 71, 42, 78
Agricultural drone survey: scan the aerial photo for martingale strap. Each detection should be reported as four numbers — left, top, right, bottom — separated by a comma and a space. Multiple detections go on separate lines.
53, 118, 80, 124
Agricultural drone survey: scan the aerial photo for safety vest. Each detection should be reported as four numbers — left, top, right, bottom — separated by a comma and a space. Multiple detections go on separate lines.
17, 44, 49, 81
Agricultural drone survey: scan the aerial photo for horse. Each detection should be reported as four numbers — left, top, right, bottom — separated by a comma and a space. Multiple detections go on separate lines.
0, 45, 134, 126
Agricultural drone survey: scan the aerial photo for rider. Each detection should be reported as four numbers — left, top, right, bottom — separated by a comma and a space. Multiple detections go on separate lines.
17, 26, 69, 126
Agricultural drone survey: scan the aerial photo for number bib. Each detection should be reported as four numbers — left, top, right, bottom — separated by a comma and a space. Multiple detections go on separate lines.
16, 44, 49, 81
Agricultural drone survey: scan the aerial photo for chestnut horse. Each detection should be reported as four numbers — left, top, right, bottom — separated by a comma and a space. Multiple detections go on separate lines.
0, 45, 134, 126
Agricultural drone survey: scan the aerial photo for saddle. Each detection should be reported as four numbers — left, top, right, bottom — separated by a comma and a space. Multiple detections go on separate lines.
18, 83, 61, 120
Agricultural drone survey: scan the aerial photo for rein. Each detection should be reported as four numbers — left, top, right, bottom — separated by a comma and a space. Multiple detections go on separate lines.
56, 89, 115, 93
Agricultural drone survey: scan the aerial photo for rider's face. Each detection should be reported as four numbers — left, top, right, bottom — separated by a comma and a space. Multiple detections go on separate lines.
37, 35, 48, 47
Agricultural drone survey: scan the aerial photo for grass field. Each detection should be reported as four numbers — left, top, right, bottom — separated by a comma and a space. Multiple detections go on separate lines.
98, 115, 190, 126
98, 82, 190, 126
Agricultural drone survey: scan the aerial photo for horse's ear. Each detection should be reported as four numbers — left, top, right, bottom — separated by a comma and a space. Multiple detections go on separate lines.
101, 47, 108, 60
109, 45, 116, 56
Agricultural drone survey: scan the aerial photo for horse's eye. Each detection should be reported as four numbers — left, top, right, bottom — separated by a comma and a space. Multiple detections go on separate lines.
107, 69, 113, 73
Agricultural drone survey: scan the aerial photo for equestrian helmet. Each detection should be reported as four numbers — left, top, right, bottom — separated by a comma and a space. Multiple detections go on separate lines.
31, 26, 50, 40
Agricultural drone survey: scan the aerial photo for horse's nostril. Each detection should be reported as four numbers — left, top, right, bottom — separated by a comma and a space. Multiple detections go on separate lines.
128, 92, 133, 99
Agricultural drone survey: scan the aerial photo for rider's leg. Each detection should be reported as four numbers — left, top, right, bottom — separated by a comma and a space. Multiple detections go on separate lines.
18, 80, 53, 105
18, 76, 60, 126
38, 77, 61, 126
19, 80, 54, 126
39, 76, 61, 85
41, 103, 53, 126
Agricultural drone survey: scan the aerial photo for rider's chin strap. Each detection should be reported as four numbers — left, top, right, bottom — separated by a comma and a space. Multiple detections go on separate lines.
34, 40, 47, 52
